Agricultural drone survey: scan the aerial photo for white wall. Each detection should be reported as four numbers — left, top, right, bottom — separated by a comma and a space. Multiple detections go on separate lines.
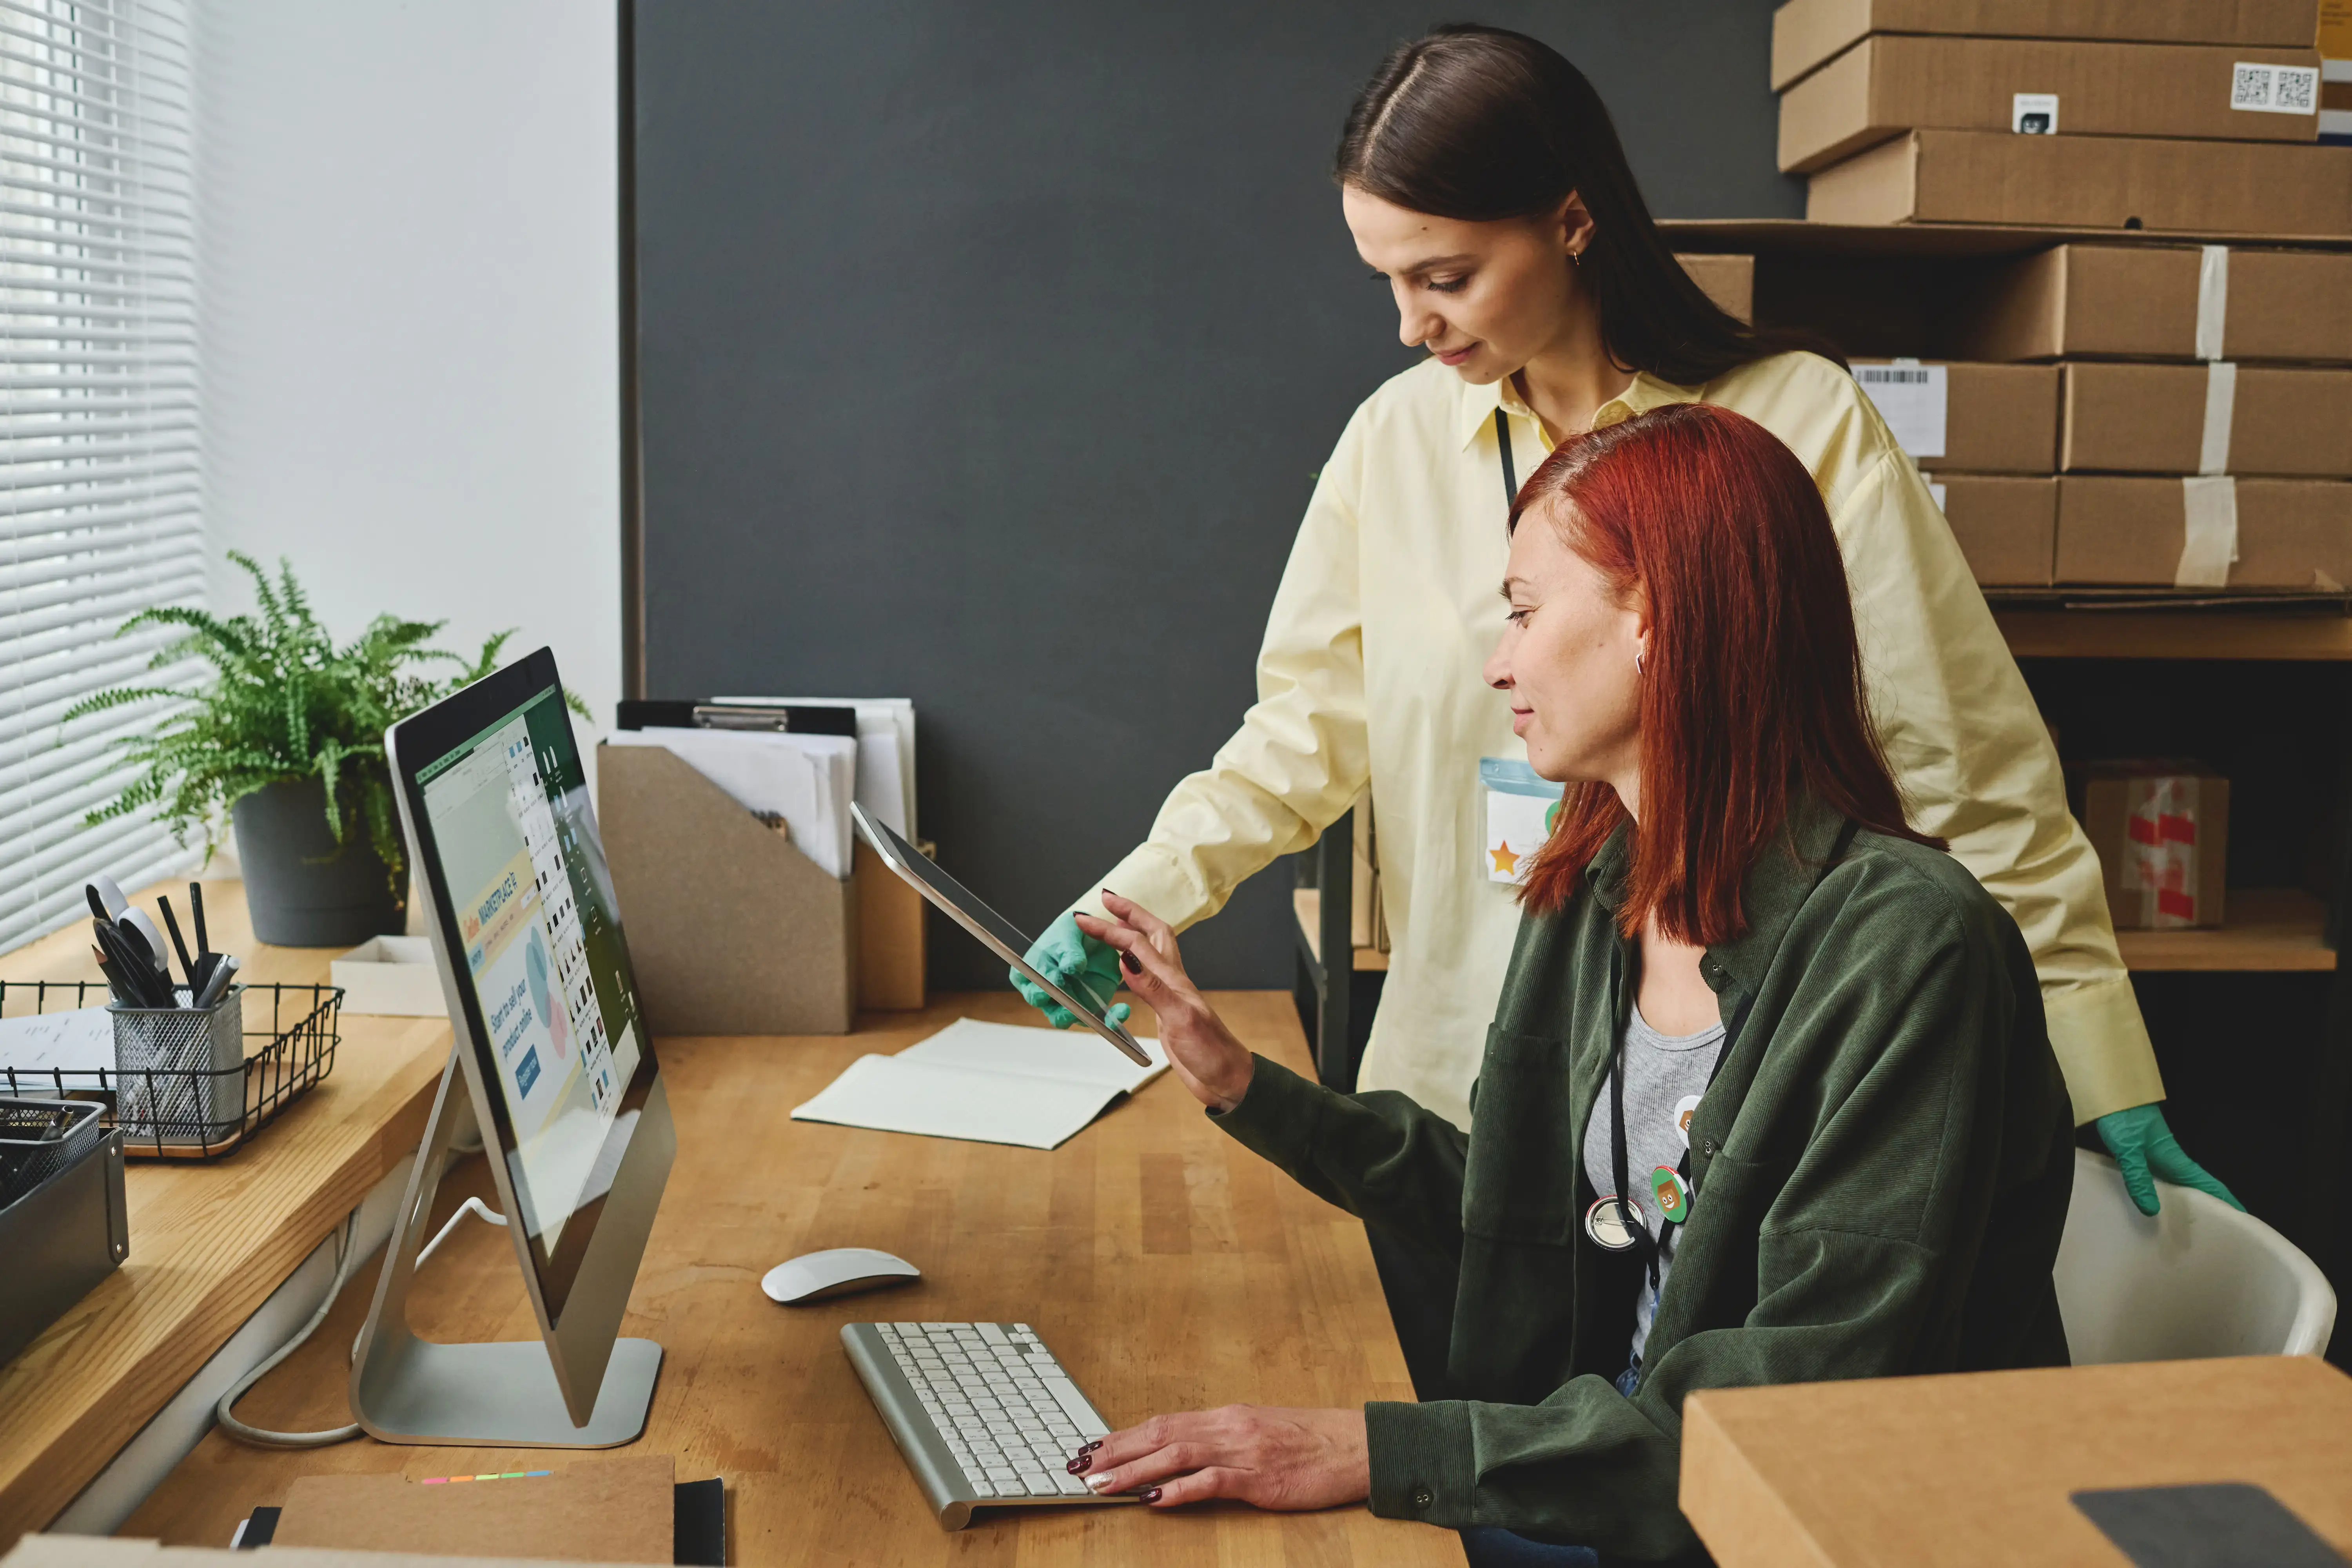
194, 0, 621, 743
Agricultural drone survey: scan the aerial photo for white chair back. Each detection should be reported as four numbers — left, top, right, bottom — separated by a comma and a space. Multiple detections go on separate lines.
2056, 1149, 2336, 1363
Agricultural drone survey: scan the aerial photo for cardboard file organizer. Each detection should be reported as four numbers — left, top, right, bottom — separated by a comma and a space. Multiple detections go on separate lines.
596, 742, 857, 1034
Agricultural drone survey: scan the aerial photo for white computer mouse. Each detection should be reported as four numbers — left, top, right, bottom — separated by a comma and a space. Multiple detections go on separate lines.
760, 1247, 921, 1305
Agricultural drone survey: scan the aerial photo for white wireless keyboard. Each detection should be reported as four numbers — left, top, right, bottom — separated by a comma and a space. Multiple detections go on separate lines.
840, 1321, 1136, 1530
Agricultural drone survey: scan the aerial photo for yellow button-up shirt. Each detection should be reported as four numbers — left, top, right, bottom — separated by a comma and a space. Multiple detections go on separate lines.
1089, 350, 2160, 1130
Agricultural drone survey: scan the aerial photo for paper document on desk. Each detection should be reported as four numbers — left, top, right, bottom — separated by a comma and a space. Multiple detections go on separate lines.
0, 1006, 114, 1075
790, 1017, 1167, 1149
604, 726, 857, 877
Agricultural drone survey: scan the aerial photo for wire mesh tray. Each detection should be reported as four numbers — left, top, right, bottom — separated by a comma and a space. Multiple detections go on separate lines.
0, 979, 342, 1160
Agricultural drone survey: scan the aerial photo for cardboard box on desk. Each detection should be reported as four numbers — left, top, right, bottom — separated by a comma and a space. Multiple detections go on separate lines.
1780, 37, 2321, 174
2062, 362, 2352, 477
1922, 473, 2056, 585
2054, 475, 2352, 586
1770, 0, 2323, 91
2077, 761, 2230, 928
1806, 130, 2352, 236
1951, 244, 2352, 363
596, 742, 856, 1034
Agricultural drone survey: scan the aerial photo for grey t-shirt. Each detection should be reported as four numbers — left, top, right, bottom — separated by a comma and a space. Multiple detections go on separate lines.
1582, 1002, 1726, 1361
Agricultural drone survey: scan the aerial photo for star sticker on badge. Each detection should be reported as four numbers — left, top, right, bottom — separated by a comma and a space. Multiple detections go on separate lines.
1490, 843, 1519, 875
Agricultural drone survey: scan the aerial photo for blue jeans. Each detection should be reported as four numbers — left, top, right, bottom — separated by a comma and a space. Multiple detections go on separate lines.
1456, 1363, 1640, 1568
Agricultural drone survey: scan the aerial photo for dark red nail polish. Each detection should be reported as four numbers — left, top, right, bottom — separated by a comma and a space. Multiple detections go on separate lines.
1083, 1439, 1103, 1452
1120, 951, 1141, 974
1140, 1487, 1163, 1504
1069, 1454, 1091, 1474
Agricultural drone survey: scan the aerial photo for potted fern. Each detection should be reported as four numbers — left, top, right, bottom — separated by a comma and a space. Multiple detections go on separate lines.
65, 553, 519, 947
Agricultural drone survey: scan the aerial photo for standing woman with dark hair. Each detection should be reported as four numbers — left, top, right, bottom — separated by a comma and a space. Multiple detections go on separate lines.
1057, 404, 2075, 1563
1013, 27, 2229, 1266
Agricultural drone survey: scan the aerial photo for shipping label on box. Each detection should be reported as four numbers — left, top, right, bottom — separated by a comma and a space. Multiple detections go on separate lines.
1855, 362, 1947, 456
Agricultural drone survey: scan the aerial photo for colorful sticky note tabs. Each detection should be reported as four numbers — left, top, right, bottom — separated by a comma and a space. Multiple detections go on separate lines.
421, 1477, 447, 1485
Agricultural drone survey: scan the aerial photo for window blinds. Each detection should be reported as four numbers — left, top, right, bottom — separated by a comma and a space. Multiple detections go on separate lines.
0, 0, 201, 953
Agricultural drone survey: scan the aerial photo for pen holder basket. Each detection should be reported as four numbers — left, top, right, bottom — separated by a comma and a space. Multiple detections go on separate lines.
110, 986, 246, 1143
0, 1096, 105, 1210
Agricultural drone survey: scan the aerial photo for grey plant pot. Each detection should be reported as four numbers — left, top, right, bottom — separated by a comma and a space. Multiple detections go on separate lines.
230, 779, 404, 947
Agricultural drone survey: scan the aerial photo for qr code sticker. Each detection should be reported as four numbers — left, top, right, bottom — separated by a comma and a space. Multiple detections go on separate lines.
2233, 63, 2276, 110
2274, 66, 2318, 113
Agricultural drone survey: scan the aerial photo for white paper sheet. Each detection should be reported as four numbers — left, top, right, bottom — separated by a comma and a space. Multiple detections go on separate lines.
789, 1017, 1167, 1149
604, 726, 857, 877
0, 1006, 115, 1074
716, 696, 916, 837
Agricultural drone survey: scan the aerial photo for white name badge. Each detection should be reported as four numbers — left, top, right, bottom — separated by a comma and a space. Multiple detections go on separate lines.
1481, 757, 1564, 884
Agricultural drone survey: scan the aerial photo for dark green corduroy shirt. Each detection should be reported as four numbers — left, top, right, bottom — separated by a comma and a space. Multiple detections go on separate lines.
1215, 796, 2073, 1561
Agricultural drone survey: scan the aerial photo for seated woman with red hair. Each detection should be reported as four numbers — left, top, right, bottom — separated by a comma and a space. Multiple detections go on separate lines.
1065, 403, 2074, 1564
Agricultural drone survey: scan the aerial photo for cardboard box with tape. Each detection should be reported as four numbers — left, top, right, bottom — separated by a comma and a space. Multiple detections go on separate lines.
2076, 760, 2230, 929
2053, 474, 2352, 587
1806, 130, 2352, 235
2061, 361, 2352, 477
1921, 472, 2056, 586
1770, 0, 2324, 92
1780, 37, 2321, 174
1852, 359, 2058, 472
1951, 243, 2352, 363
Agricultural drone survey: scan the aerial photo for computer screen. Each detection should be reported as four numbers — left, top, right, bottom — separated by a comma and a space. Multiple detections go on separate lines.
405, 662, 653, 1315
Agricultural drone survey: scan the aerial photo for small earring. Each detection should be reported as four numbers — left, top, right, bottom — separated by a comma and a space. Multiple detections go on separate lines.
1635, 648, 1646, 675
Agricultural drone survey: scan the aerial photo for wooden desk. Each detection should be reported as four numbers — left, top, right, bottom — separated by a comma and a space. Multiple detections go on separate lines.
1681, 1356, 2352, 1566
122, 993, 1462, 1566
0, 881, 450, 1548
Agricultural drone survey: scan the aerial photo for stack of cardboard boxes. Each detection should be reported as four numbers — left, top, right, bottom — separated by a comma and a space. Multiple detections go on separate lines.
1774, 0, 2343, 232
1853, 242, 2352, 588
1763, 0, 2352, 592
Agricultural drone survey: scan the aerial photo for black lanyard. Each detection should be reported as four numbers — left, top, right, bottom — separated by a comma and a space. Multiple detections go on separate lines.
1495, 408, 1517, 509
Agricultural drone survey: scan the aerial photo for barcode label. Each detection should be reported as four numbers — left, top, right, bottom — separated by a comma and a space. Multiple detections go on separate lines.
2011, 93, 2058, 135
1855, 361, 1948, 459
2232, 62, 2319, 114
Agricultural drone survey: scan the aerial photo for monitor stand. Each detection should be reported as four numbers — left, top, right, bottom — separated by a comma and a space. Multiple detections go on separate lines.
349, 1048, 661, 1447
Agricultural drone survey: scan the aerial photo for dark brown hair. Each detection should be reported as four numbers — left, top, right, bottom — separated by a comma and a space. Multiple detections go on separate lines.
1337, 24, 1832, 387
1508, 405, 1940, 940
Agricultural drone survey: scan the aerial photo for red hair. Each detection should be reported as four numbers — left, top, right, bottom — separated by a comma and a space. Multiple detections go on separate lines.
1512, 402, 1941, 940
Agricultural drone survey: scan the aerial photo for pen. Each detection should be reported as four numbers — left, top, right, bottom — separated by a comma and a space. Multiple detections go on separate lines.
189, 882, 213, 989
158, 895, 198, 992
194, 954, 239, 1011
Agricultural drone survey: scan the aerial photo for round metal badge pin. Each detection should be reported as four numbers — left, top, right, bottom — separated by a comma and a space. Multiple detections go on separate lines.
1584, 1195, 1640, 1251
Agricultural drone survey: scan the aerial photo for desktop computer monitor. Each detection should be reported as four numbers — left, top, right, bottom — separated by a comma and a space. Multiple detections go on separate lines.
354, 646, 674, 1446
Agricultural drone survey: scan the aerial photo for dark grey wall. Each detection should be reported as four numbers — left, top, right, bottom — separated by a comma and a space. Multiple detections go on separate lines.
633, 2, 1801, 990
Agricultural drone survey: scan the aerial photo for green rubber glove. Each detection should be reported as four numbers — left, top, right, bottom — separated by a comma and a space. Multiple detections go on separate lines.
1010, 911, 1130, 1029
2095, 1102, 2243, 1217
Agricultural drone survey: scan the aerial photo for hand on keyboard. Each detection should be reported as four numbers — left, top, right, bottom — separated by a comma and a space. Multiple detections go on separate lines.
1074, 893, 1255, 1111
1067, 1403, 1370, 1511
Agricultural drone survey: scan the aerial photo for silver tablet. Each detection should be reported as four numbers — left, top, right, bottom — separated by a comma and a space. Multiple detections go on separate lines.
851, 804, 1151, 1067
